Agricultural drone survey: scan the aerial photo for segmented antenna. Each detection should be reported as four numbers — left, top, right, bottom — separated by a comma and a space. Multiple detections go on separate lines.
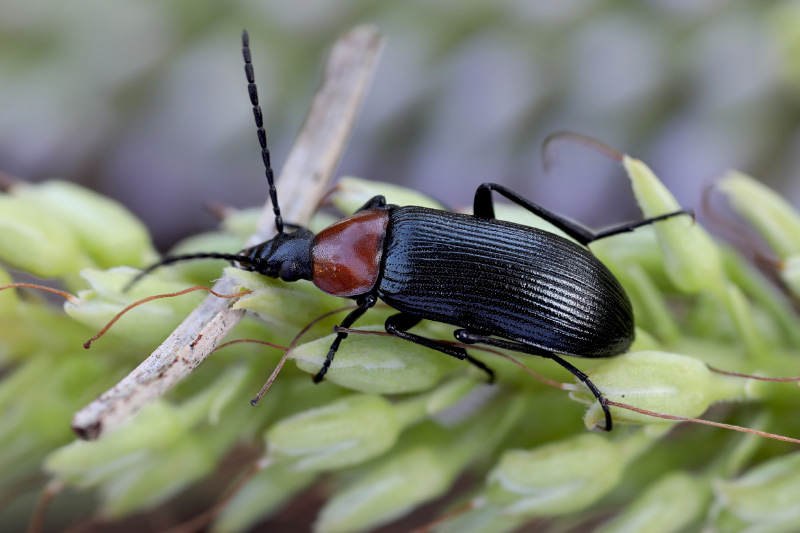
123, 252, 260, 292
242, 29, 283, 234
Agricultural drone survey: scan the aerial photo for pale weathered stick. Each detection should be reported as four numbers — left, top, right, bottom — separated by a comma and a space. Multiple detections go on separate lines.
72, 25, 384, 440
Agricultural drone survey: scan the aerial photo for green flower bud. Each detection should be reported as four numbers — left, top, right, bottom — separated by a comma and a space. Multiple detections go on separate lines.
725, 284, 769, 362
485, 432, 645, 516
597, 472, 709, 533
623, 156, 724, 295
713, 451, 800, 528
622, 263, 680, 344
434, 504, 526, 533
224, 266, 276, 292
316, 396, 522, 533
212, 462, 317, 533
307, 212, 340, 234
266, 394, 401, 471
723, 246, 800, 347
220, 207, 262, 238
177, 365, 250, 425
233, 284, 343, 331
13, 180, 157, 268
290, 326, 460, 394
424, 376, 484, 418
332, 176, 446, 214
44, 365, 244, 499
1, 354, 111, 489
226, 266, 356, 324
780, 253, 800, 300
270, 376, 351, 420
45, 401, 186, 488
64, 267, 204, 343
770, 0, 800, 92
589, 225, 666, 281
314, 425, 457, 533
489, 203, 573, 241
0, 194, 87, 277
630, 327, 661, 351
573, 351, 746, 428
100, 435, 215, 518
717, 170, 800, 260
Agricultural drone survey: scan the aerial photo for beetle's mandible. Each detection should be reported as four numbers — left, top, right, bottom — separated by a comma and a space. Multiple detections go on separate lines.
129, 30, 691, 431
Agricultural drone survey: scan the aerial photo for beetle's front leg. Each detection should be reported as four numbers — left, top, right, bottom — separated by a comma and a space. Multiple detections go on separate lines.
313, 294, 377, 383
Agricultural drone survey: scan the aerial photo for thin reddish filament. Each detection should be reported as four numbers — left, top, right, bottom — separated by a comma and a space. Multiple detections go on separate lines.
213, 338, 287, 353
605, 400, 800, 444
26, 479, 63, 533
249, 305, 358, 406
83, 287, 251, 348
0, 283, 78, 303
410, 499, 477, 533
541, 131, 624, 174
322, 327, 800, 444
708, 365, 800, 383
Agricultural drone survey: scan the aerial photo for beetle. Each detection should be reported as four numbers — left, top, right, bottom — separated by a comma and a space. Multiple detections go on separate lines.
130, 30, 690, 430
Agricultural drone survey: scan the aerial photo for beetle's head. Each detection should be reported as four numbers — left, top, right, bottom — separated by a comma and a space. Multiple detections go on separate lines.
123, 228, 316, 293
240, 228, 314, 282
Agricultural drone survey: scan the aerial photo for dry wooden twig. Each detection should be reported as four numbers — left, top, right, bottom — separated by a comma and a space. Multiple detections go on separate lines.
72, 25, 384, 440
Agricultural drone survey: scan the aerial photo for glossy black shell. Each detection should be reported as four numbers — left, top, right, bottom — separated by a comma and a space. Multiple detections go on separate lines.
377, 206, 634, 357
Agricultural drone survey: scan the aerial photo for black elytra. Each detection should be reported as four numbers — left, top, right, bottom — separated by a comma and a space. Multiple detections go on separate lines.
128, 30, 692, 431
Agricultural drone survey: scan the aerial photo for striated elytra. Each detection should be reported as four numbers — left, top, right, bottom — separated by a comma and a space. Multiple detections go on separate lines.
129, 30, 691, 431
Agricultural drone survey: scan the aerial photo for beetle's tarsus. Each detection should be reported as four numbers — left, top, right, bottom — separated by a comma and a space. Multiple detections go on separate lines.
591, 208, 693, 242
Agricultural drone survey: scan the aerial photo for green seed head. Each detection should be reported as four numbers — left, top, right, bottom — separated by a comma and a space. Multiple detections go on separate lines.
718, 170, 800, 260
332, 176, 447, 214
624, 156, 724, 295
266, 394, 401, 471
712, 451, 800, 529
486, 433, 627, 516
571, 351, 746, 428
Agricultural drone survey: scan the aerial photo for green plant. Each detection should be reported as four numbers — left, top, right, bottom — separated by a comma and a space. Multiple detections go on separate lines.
2, 159, 800, 533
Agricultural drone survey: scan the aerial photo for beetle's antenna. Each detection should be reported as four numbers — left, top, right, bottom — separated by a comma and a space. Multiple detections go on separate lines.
123, 252, 260, 292
242, 29, 283, 234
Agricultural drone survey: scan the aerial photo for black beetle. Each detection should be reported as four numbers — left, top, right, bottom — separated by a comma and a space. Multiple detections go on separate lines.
130, 31, 690, 430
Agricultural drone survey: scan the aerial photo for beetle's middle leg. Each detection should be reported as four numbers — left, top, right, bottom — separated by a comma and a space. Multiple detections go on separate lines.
313, 295, 377, 383
384, 313, 495, 382
473, 183, 691, 246
454, 329, 613, 431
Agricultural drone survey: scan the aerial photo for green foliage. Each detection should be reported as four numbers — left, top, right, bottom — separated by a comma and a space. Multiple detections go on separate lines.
3, 163, 800, 533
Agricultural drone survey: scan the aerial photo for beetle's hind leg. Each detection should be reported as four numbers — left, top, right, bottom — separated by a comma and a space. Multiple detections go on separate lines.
473, 182, 691, 246
454, 329, 613, 431
385, 313, 495, 382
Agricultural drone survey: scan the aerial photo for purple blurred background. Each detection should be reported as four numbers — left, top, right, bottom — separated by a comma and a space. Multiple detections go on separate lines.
3, 0, 800, 250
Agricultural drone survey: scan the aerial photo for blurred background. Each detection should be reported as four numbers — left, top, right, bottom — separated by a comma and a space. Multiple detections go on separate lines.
2, 0, 800, 249
6, 2, 800, 532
